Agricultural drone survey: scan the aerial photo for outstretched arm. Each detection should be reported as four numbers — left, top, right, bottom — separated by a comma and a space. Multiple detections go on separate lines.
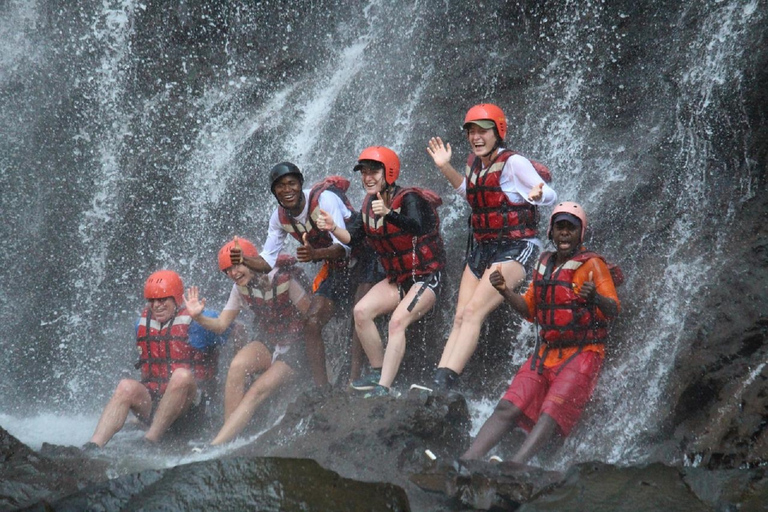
184, 287, 239, 334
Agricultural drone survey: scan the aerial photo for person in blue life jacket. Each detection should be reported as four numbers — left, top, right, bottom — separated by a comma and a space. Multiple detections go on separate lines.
84, 270, 228, 450
426, 103, 558, 391
185, 237, 312, 446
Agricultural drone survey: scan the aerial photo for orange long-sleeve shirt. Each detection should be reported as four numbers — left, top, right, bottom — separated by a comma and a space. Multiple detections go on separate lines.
522, 256, 620, 367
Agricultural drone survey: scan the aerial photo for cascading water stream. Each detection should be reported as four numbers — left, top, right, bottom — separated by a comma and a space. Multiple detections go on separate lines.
0, 0, 764, 476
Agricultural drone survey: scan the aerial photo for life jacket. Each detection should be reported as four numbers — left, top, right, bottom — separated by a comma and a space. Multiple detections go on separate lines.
465, 149, 552, 242
277, 176, 356, 268
361, 187, 445, 283
236, 255, 307, 346
532, 250, 613, 349
136, 306, 218, 397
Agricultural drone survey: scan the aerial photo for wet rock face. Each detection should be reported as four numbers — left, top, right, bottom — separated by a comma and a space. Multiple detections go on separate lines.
0, 427, 108, 511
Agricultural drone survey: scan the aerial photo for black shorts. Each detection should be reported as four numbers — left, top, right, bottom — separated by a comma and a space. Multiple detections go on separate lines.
356, 251, 387, 284
398, 271, 442, 298
466, 239, 539, 278
315, 265, 355, 307
143, 386, 210, 440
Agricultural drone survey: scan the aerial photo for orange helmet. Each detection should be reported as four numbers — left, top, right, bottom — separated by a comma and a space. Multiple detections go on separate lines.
354, 146, 400, 185
548, 201, 588, 241
144, 270, 184, 306
218, 237, 259, 271
463, 103, 507, 140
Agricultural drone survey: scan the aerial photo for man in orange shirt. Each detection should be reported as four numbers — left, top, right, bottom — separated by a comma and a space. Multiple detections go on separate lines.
462, 202, 620, 465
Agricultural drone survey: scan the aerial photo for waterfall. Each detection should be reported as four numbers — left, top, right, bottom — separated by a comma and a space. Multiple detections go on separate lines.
0, 0, 764, 467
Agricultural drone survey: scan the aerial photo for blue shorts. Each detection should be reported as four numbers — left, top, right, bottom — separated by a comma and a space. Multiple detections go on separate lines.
466, 239, 539, 278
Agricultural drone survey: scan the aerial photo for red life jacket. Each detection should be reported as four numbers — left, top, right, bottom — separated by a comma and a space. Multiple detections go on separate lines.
361, 187, 445, 283
464, 149, 551, 242
136, 306, 218, 397
532, 250, 612, 348
277, 176, 356, 265
237, 256, 307, 347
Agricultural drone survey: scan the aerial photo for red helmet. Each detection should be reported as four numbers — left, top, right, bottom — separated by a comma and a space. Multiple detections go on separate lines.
548, 201, 588, 241
144, 270, 184, 306
218, 237, 259, 271
463, 103, 507, 140
354, 146, 400, 185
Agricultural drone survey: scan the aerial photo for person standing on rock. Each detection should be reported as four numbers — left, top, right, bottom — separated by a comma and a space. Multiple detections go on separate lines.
236, 162, 356, 388
426, 103, 558, 392
461, 202, 620, 464
185, 237, 312, 445
84, 270, 229, 450
316, 146, 445, 397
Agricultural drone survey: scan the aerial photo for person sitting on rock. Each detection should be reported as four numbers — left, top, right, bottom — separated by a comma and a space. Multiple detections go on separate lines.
85, 270, 228, 449
184, 237, 311, 445
316, 146, 445, 397
461, 202, 620, 465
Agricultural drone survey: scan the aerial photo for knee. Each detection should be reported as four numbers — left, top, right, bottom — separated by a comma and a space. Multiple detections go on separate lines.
493, 399, 519, 423
167, 368, 196, 391
305, 312, 325, 334
460, 300, 485, 324
388, 314, 407, 336
353, 303, 373, 326
114, 379, 144, 401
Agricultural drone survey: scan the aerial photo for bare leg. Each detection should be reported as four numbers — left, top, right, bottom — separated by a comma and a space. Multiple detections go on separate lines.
353, 279, 401, 369
441, 261, 526, 374
303, 296, 336, 387
379, 286, 437, 388
511, 413, 559, 464
349, 282, 374, 383
89, 379, 153, 447
461, 399, 522, 461
223, 342, 272, 421
437, 265, 481, 368
211, 361, 294, 445
144, 369, 198, 443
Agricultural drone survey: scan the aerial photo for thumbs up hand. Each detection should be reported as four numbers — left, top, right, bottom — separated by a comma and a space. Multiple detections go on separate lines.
371, 192, 390, 216
577, 270, 597, 302
528, 182, 544, 202
315, 209, 335, 231
296, 232, 315, 262
229, 236, 244, 265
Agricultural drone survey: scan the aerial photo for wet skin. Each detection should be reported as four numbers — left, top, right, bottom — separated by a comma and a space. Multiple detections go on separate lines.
273, 175, 304, 214
149, 296, 176, 323
466, 124, 498, 164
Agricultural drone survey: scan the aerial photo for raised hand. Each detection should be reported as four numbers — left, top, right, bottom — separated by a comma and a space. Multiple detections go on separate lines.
229, 236, 244, 265
577, 271, 597, 302
528, 182, 544, 202
184, 286, 206, 318
427, 137, 452, 168
315, 209, 335, 231
296, 232, 315, 262
371, 192, 390, 216
489, 264, 506, 293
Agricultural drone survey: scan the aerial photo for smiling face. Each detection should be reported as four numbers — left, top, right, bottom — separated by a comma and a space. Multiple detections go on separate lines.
223, 264, 256, 287
551, 219, 581, 261
149, 296, 177, 323
273, 174, 304, 211
358, 165, 386, 195
466, 123, 499, 160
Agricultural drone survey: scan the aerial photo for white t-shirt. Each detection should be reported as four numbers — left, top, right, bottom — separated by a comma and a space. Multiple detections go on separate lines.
260, 189, 352, 268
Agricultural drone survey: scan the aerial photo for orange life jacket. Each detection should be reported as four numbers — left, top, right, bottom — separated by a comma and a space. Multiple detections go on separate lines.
464, 149, 551, 242
361, 187, 445, 283
136, 306, 218, 397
